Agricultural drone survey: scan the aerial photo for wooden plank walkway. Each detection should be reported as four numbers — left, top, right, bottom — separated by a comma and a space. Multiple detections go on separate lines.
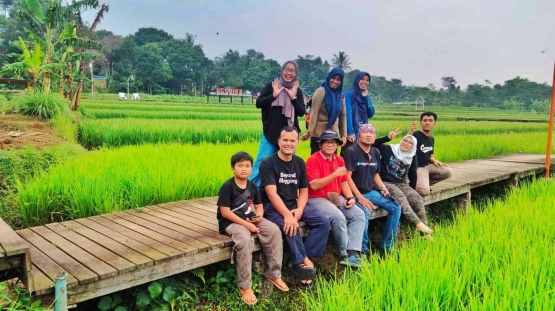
1, 153, 553, 305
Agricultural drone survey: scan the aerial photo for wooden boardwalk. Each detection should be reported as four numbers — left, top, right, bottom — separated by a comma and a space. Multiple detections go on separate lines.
1, 153, 553, 305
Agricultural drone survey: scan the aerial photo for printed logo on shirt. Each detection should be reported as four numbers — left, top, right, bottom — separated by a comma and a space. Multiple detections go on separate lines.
279, 172, 298, 185
420, 145, 433, 153
356, 162, 377, 167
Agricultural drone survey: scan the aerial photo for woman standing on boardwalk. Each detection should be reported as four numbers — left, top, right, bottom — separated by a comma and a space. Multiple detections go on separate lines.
300, 68, 346, 154
249, 61, 306, 186
340, 71, 375, 157
378, 135, 433, 234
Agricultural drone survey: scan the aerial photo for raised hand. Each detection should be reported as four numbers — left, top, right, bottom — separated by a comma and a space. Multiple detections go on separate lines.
285, 81, 299, 99
388, 128, 402, 140
272, 78, 284, 98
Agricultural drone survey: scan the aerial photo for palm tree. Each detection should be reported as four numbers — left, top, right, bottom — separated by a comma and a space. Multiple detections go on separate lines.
332, 51, 352, 72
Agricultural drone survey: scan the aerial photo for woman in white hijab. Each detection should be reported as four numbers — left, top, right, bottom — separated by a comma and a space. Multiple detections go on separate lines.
378, 135, 433, 234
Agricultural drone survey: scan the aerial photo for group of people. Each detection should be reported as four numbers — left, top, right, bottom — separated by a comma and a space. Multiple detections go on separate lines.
216, 61, 453, 305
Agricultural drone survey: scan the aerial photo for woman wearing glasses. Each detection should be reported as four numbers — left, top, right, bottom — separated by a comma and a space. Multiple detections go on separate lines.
300, 67, 346, 154
377, 135, 433, 234
249, 61, 306, 186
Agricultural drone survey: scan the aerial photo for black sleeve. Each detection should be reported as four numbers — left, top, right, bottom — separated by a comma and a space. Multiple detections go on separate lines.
259, 159, 276, 187
256, 83, 275, 109
293, 88, 306, 117
373, 136, 391, 148
374, 148, 381, 176
216, 182, 232, 207
408, 158, 418, 189
344, 148, 357, 171
298, 158, 309, 188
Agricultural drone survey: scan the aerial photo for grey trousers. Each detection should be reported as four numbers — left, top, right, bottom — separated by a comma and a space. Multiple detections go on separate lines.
225, 219, 283, 289
385, 181, 427, 225
307, 196, 366, 256
416, 164, 453, 196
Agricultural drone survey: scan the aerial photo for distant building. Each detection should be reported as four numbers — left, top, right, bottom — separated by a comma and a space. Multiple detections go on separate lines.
93, 75, 107, 89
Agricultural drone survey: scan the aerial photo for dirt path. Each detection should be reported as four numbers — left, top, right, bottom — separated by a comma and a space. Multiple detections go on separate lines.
0, 114, 65, 150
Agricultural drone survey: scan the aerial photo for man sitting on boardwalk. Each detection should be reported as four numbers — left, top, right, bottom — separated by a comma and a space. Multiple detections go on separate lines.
305, 130, 366, 267
411, 112, 453, 196
217, 152, 288, 305
260, 126, 330, 289
344, 124, 401, 256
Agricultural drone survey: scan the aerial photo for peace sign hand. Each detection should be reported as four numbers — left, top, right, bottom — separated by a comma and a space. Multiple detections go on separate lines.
388, 128, 402, 140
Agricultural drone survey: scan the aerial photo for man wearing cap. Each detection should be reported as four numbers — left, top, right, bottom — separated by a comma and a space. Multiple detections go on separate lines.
305, 130, 366, 267
344, 124, 401, 255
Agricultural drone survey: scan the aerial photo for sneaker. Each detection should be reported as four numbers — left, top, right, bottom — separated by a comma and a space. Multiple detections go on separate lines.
339, 255, 361, 268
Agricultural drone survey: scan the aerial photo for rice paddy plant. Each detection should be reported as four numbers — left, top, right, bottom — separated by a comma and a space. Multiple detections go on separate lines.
303, 179, 555, 311
83, 109, 262, 120
77, 119, 264, 149
16, 143, 311, 226
82, 102, 260, 113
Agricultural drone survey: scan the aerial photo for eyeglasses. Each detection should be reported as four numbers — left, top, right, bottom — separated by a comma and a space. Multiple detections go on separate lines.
402, 139, 414, 145
283, 68, 296, 74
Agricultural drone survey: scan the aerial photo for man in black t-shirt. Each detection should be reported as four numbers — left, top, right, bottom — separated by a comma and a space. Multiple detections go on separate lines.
344, 124, 401, 255
261, 127, 330, 289
410, 112, 453, 196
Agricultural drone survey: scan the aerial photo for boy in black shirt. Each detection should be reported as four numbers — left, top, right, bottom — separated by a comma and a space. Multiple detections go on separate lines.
261, 127, 330, 289
411, 112, 453, 196
217, 152, 288, 305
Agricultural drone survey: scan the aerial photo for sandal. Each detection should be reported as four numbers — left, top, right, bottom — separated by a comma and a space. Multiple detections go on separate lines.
267, 277, 289, 292
240, 288, 257, 305
299, 279, 314, 290
288, 264, 316, 280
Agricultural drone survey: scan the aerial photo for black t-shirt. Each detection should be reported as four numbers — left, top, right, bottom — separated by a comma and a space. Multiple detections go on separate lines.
344, 144, 381, 194
378, 144, 418, 189
259, 153, 309, 209
413, 131, 434, 167
216, 178, 262, 234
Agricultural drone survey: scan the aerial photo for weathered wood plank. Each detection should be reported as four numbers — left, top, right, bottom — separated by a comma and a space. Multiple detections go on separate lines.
123, 209, 224, 248
60, 221, 153, 269
98, 214, 196, 255
30, 226, 117, 280
142, 207, 231, 243
27, 244, 78, 289
164, 201, 217, 219
31, 268, 53, 296
17, 229, 98, 284
158, 203, 219, 226
65, 246, 235, 304
162, 202, 218, 225
0, 218, 29, 256
75, 218, 170, 263
46, 223, 135, 275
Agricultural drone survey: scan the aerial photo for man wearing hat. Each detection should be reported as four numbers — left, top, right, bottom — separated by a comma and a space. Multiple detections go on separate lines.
305, 130, 366, 267
344, 124, 401, 255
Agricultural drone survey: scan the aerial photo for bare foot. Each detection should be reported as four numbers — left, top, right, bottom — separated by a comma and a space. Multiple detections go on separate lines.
302, 257, 314, 268
416, 222, 433, 234
239, 288, 257, 305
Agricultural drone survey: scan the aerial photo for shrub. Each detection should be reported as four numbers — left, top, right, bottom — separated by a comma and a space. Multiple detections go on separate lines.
18, 92, 70, 119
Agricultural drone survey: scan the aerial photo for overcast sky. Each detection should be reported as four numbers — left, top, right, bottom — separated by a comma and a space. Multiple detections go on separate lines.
83, 0, 555, 88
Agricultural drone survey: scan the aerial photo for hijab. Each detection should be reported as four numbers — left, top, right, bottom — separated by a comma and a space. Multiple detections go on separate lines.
391, 135, 417, 165
349, 71, 371, 135
271, 60, 299, 126
322, 67, 344, 129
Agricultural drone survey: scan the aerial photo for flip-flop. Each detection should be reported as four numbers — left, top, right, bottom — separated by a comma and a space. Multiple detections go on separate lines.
267, 277, 289, 292
299, 279, 314, 290
288, 264, 316, 280
240, 288, 257, 305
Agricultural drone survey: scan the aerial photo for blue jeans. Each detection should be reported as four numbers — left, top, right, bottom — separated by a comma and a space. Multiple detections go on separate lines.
356, 190, 401, 252
249, 133, 279, 186
264, 203, 330, 265
307, 197, 365, 256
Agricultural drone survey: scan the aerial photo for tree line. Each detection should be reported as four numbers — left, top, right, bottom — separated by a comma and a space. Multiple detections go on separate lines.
0, 0, 551, 112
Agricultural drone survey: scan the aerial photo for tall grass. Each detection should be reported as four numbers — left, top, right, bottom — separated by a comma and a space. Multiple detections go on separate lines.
18, 92, 70, 119
304, 179, 555, 310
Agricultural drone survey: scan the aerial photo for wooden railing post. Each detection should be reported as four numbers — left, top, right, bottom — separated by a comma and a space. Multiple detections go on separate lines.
456, 192, 471, 215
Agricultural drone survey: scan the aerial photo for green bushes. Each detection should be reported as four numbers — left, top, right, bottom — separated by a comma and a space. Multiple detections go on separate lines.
18, 92, 69, 119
